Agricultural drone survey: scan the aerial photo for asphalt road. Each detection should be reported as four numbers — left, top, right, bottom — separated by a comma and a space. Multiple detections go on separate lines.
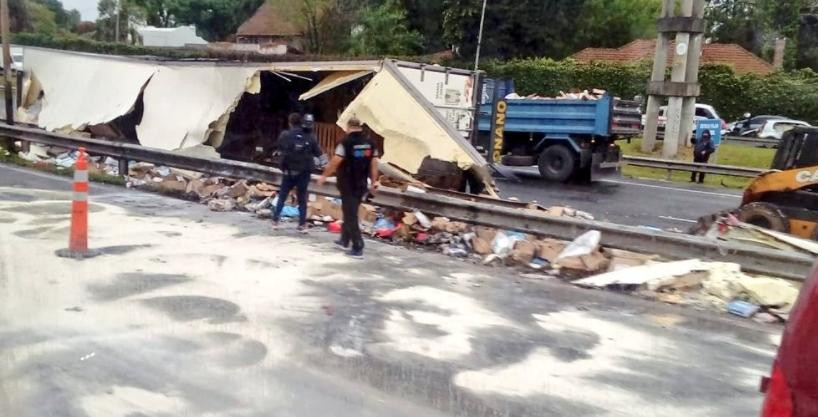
0, 163, 779, 417
497, 168, 742, 230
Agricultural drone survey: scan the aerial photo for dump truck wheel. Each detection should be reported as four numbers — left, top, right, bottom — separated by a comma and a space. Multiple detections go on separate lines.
538, 145, 576, 182
501, 155, 535, 167
737, 202, 789, 232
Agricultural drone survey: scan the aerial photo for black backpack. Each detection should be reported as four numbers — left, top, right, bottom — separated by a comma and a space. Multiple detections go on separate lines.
281, 130, 314, 173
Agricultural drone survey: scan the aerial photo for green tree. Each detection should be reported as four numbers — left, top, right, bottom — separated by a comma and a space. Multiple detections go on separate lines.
314, 0, 363, 53
757, 0, 804, 68
705, 0, 759, 53
130, 0, 177, 27
157, 0, 263, 41
443, 0, 590, 62
799, 6, 818, 70
7, 0, 81, 33
96, 0, 145, 43
347, 0, 423, 55
400, 0, 447, 52
35, 0, 80, 30
8, 0, 33, 32
579, 0, 661, 48
26, 0, 58, 34
707, 0, 809, 69
268, 0, 335, 53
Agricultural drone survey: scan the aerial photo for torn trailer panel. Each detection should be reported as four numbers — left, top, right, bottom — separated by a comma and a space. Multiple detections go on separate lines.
19, 46, 494, 193
22, 47, 156, 132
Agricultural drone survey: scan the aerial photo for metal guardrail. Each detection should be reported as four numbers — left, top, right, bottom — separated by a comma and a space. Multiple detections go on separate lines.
722, 135, 779, 148
623, 155, 766, 179
1, 123, 812, 280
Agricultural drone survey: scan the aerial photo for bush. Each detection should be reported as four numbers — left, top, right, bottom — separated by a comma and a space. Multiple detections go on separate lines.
482, 58, 818, 124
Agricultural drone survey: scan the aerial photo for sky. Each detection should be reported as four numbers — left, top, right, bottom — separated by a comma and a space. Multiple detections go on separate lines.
60, 0, 98, 22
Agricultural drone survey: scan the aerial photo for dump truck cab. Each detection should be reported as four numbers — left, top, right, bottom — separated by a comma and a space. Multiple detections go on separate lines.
474, 79, 641, 182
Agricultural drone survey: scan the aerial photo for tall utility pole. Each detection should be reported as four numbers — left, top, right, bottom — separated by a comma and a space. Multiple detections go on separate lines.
642, 0, 705, 158
473, 0, 488, 72
114, 0, 121, 43
1, 0, 14, 125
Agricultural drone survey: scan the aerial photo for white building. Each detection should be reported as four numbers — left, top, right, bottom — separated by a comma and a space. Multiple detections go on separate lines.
137, 26, 208, 48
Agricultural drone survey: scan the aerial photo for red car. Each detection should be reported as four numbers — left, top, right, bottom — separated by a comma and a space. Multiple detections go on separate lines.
760, 263, 818, 416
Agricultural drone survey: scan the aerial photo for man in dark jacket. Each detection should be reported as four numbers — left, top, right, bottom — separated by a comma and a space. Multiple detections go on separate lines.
272, 112, 322, 232
691, 129, 716, 184
318, 117, 379, 258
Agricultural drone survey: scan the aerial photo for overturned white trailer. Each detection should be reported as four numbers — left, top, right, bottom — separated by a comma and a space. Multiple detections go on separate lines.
19, 47, 493, 192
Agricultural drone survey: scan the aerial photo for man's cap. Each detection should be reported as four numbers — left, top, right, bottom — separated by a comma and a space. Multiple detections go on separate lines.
347, 117, 362, 128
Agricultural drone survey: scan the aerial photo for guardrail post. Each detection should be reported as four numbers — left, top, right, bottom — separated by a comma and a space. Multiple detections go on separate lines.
118, 158, 129, 177
15, 70, 22, 105
666, 169, 672, 181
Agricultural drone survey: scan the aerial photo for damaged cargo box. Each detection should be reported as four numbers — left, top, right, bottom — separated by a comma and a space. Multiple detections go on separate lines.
19, 47, 494, 194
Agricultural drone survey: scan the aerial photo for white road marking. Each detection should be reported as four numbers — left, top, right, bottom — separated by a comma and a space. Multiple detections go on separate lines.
601, 178, 742, 199
659, 215, 698, 223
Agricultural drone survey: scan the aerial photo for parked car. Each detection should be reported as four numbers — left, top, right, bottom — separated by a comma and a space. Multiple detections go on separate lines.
11, 46, 23, 72
759, 262, 818, 417
641, 103, 728, 137
728, 114, 787, 137
756, 119, 811, 140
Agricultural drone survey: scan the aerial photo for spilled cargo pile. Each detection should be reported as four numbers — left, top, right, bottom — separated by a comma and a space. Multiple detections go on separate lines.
14, 143, 800, 323
119, 162, 616, 273
125, 163, 808, 323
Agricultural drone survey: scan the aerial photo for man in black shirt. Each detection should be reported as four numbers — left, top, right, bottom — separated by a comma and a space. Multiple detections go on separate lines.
691, 129, 716, 184
319, 117, 379, 258
273, 112, 322, 232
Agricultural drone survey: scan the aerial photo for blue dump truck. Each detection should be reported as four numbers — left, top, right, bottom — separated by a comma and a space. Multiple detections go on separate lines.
475, 80, 642, 182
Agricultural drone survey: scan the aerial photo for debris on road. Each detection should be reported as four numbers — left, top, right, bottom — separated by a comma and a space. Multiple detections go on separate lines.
727, 300, 761, 318
702, 213, 818, 255
10, 143, 800, 322
574, 258, 800, 321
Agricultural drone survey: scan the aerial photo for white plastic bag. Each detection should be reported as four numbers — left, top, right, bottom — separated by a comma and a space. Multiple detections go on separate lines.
414, 211, 432, 229
557, 230, 601, 261
491, 231, 524, 256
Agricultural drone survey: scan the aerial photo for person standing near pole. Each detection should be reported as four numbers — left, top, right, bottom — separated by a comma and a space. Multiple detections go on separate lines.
318, 117, 379, 258
272, 112, 322, 232
690, 129, 715, 184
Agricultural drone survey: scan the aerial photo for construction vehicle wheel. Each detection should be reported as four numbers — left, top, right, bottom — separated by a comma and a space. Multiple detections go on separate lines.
736, 202, 789, 232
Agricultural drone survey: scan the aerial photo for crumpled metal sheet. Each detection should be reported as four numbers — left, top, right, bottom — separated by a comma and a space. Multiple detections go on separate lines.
137, 66, 260, 150
23, 48, 156, 132
337, 70, 477, 174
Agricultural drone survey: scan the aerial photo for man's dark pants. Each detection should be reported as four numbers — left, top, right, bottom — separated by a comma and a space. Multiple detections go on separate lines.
273, 171, 311, 226
339, 188, 365, 251
691, 155, 708, 183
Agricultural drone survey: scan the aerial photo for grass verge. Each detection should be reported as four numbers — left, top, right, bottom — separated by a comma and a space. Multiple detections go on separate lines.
620, 138, 775, 189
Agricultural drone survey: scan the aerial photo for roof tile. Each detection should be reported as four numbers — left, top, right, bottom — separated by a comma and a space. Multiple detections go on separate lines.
572, 39, 774, 75
236, 3, 301, 37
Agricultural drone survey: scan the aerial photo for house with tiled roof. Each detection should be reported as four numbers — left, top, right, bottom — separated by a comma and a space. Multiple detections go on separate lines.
572, 39, 774, 75
235, 2, 304, 52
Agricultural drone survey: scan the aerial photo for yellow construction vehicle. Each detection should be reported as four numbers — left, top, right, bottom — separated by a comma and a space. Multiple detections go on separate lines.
699, 127, 818, 239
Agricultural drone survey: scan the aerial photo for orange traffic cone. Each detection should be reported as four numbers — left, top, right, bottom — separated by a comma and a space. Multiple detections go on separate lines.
57, 147, 99, 259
